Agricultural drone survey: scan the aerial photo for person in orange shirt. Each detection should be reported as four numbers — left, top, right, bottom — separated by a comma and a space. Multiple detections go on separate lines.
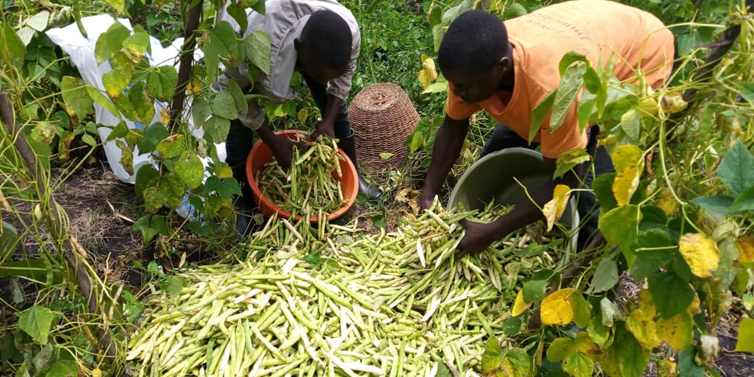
419, 0, 674, 255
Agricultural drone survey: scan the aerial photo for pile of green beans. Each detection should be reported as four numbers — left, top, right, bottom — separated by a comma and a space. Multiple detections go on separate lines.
257, 136, 347, 218
128, 201, 553, 376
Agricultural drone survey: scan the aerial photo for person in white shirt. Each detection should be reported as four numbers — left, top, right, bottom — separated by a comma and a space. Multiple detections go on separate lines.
215, 0, 382, 234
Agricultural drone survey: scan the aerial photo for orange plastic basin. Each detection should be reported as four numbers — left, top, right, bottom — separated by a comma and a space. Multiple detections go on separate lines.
245, 130, 358, 223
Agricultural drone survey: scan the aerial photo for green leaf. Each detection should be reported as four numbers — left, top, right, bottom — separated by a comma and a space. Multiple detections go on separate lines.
137, 123, 168, 153
86, 87, 121, 119
227, 80, 248, 115
734, 82, 754, 105
227, 0, 249, 32
523, 279, 547, 303
81, 133, 97, 147
717, 140, 754, 195
211, 21, 240, 60
147, 66, 178, 102
45, 359, 78, 376
61, 76, 94, 118
155, 134, 186, 159
600, 298, 624, 327
631, 231, 673, 281
33, 343, 54, 371
95, 22, 130, 65
639, 206, 668, 231
570, 292, 591, 328
429, 5, 443, 27
133, 215, 168, 243
175, 151, 204, 189
302, 248, 322, 267
503, 2, 527, 19
558, 51, 589, 76
729, 185, 754, 212
25, 11, 50, 32
103, 52, 135, 97
620, 109, 641, 141
204, 176, 241, 200
1, 22, 27, 70
123, 27, 151, 58
165, 275, 184, 298
202, 40, 220, 80
515, 244, 548, 257
135, 165, 160, 197
550, 62, 586, 131
563, 352, 594, 377
554, 148, 591, 179
423, 81, 448, 94
546, 338, 577, 362
203, 116, 231, 144
589, 258, 618, 294
192, 99, 212, 129
648, 271, 694, 319
529, 90, 557, 142
371, 214, 387, 228
18, 305, 53, 344
593, 173, 618, 211
735, 318, 754, 352
501, 348, 532, 376
679, 346, 704, 377
577, 96, 596, 132
129, 82, 156, 124
615, 327, 649, 377
212, 91, 238, 120
692, 195, 736, 215
244, 31, 271, 76
599, 205, 640, 253
482, 337, 503, 373
588, 310, 610, 348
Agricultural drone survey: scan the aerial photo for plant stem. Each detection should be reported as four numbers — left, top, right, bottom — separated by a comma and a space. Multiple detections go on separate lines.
169, 0, 203, 131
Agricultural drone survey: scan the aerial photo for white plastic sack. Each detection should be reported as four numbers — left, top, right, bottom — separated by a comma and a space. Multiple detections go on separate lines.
45, 15, 225, 182
46, 15, 226, 219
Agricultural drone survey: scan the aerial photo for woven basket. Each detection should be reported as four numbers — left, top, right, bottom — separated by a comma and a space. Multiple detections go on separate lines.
349, 83, 420, 171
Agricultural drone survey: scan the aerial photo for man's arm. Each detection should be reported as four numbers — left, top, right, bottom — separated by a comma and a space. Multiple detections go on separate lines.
420, 115, 470, 210
310, 94, 341, 140
256, 122, 307, 171
457, 158, 584, 256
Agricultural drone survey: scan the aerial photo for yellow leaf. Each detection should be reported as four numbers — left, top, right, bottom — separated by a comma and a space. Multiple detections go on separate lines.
512, 290, 532, 317
626, 290, 661, 350
637, 96, 658, 117
575, 332, 600, 360
422, 58, 438, 81
657, 360, 678, 377
540, 288, 575, 326
612, 165, 640, 206
91, 369, 103, 377
736, 236, 754, 264
610, 144, 643, 173
297, 108, 309, 123
160, 108, 170, 125
657, 311, 693, 351
661, 92, 688, 114
417, 58, 438, 90
679, 233, 720, 278
542, 184, 571, 231
657, 188, 677, 215
418, 70, 432, 90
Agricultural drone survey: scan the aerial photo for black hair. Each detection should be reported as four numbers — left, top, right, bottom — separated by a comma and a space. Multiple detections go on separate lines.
438, 10, 509, 73
301, 10, 353, 70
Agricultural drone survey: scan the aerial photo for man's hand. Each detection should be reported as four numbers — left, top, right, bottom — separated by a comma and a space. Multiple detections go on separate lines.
270, 138, 308, 171
456, 219, 501, 259
310, 119, 336, 140
419, 193, 434, 212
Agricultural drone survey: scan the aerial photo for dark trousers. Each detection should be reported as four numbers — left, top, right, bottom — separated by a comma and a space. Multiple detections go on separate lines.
480, 123, 615, 251
225, 73, 353, 169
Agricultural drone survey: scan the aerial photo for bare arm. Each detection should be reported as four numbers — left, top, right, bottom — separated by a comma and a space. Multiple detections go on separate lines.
420, 115, 470, 210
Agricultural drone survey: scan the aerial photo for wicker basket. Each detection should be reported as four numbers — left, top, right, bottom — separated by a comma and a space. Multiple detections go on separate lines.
349, 83, 420, 171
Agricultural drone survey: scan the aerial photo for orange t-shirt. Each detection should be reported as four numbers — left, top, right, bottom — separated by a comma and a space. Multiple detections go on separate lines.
446, 0, 675, 158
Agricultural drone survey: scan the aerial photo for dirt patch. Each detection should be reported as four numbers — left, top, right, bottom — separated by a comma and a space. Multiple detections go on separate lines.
714, 311, 754, 377
56, 163, 142, 259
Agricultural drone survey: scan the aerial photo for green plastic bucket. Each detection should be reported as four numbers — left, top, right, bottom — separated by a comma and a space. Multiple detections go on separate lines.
448, 148, 580, 255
